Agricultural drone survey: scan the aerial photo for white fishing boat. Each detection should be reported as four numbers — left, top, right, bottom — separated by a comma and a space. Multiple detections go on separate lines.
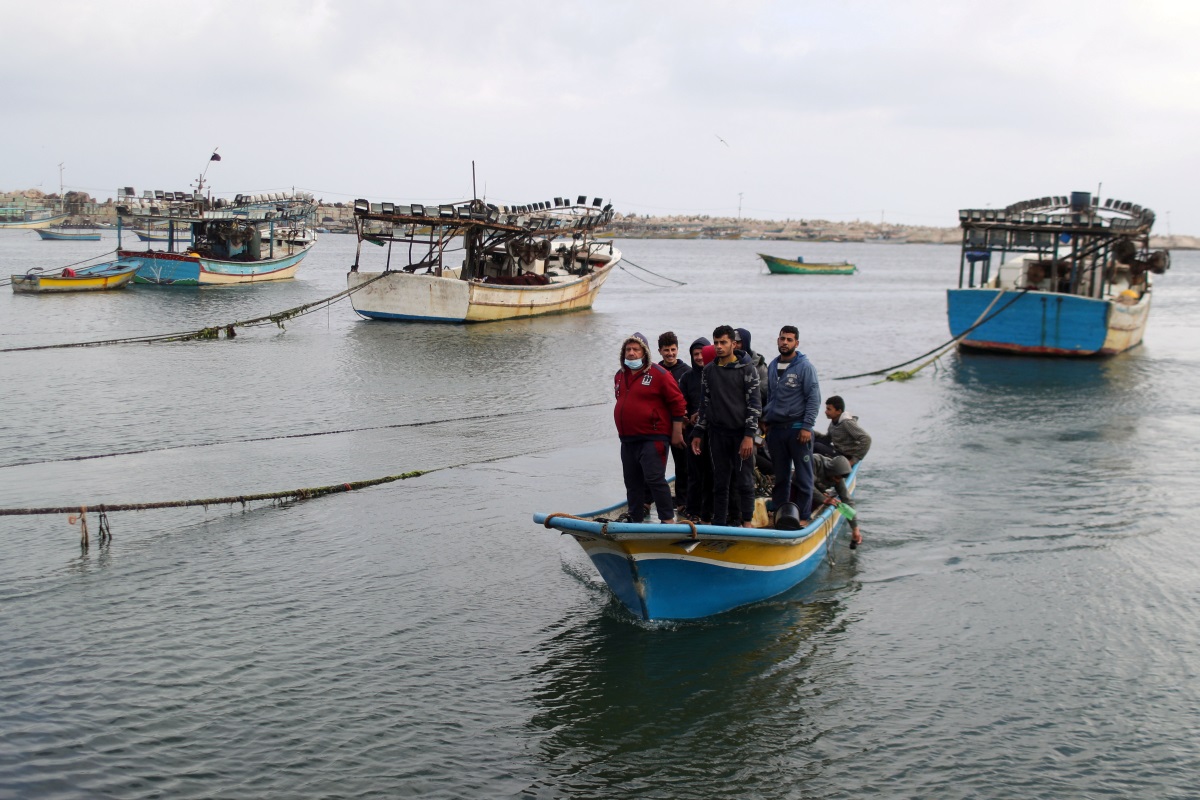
346, 196, 619, 323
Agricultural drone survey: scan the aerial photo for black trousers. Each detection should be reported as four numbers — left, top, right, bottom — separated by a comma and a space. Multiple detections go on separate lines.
708, 428, 754, 526
685, 430, 713, 521
621, 439, 673, 522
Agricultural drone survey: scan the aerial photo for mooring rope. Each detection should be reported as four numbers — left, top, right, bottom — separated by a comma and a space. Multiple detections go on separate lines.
0, 469, 431, 516
619, 257, 686, 286
832, 287, 1032, 381
0, 270, 391, 353
0, 441, 569, 549
0, 401, 608, 470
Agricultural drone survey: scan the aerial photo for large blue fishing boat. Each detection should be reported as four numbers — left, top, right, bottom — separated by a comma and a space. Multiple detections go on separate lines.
947, 192, 1169, 356
535, 467, 858, 620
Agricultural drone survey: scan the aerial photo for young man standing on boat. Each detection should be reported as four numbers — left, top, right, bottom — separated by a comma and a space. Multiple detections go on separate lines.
763, 325, 821, 526
691, 325, 762, 528
614, 332, 687, 524
679, 337, 713, 522
657, 331, 692, 512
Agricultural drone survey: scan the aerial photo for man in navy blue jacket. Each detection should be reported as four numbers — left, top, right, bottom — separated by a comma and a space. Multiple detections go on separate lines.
763, 325, 821, 524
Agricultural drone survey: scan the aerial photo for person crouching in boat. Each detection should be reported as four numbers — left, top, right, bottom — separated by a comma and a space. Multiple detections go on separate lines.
812, 454, 862, 549
614, 332, 687, 524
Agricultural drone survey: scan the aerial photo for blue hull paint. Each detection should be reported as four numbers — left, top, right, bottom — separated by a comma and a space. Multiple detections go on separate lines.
354, 309, 466, 323
124, 247, 310, 285
588, 540, 834, 619
536, 467, 857, 620
947, 288, 1110, 355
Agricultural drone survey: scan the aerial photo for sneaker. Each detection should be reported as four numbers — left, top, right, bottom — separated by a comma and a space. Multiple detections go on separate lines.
659, 518, 676, 525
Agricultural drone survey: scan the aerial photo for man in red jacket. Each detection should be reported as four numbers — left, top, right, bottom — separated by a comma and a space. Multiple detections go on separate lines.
614, 332, 687, 523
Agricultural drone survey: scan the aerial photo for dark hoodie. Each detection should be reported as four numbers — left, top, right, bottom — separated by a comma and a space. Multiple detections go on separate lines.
677, 336, 710, 423
736, 327, 770, 404
694, 348, 762, 437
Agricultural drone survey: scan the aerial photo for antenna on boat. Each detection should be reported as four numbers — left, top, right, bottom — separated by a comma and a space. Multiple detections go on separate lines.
471, 160, 477, 202
57, 162, 64, 215
196, 147, 221, 196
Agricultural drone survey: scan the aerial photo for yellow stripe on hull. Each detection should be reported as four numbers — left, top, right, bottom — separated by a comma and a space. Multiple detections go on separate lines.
198, 264, 300, 285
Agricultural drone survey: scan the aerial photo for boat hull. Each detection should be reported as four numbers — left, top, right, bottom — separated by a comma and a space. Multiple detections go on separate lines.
121, 245, 311, 286
947, 288, 1151, 356
536, 469, 857, 620
759, 253, 855, 275
347, 261, 616, 323
0, 213, 70, 230
36, 228, 101, 241
11, 260, 140, 294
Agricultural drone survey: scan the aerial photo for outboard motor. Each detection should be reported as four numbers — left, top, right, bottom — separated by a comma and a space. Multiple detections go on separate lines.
774, 502, 804, 531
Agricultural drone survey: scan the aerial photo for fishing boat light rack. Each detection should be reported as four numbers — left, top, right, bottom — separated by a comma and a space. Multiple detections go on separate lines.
114, 186, 316, 223
353, 196, 615, 238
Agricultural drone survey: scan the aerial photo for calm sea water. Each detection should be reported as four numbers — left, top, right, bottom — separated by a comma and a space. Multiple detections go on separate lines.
1, 230, 1198, 798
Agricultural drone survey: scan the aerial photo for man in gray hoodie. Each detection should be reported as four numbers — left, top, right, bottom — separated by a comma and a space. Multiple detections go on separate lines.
691, 325, 762, 527
814, 395, 871, 465
763, 325, 821, 523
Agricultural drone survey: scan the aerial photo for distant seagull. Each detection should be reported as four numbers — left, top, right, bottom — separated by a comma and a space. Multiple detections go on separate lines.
715, 134, 730, 147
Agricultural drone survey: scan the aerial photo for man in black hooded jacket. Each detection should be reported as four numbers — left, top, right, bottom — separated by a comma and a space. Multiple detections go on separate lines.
691, 325, 762, 527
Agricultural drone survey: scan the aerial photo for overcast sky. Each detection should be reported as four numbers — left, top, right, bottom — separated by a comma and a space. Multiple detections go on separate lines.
4, 1, 1198, 232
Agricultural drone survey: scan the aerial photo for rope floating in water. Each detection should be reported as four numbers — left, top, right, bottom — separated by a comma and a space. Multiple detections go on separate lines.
0, 270, 391, 353
0, 401, 608, 471
0, 469, 431, 517
833, 287, 1032, 381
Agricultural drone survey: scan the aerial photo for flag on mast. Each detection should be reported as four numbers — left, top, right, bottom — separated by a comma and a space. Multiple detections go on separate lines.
210, 152, 222, 162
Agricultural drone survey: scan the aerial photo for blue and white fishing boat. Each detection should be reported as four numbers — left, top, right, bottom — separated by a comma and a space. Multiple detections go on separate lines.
0, 206, 68, 230
113, 163, 316, 286
948, 192, 1169, 356
36, 225, 101, 241
535, 467, 858, 620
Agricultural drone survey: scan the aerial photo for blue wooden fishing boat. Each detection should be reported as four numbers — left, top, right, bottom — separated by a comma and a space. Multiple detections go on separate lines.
535, 466, 858, 620
113, 164, 316, 285
36, 226, 101, 241
11, 259, 141, 293
948, 192, 1169, 356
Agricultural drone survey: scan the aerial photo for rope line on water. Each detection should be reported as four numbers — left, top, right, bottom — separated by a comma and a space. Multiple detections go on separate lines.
832, 287, 1032, 381
0, 469, 432, 517
0, 442, 569, 547
619, 257, 686, 286
0, 271, 391, 353
0, 401, 608, 471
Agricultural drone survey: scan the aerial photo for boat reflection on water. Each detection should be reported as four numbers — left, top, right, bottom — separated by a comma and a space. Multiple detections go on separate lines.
523, 579, 855, 794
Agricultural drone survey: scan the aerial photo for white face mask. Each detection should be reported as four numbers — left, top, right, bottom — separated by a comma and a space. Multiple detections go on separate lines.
624, 358, 643, 369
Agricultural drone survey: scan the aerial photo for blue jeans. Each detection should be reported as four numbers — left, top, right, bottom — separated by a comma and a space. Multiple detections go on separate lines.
767, 425, 813, 518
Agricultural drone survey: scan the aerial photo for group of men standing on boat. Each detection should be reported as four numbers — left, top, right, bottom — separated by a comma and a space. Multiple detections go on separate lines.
612, 326, 869, 546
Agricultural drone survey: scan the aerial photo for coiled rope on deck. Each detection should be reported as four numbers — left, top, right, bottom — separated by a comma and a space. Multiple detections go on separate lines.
833, 287, 1032, 382
0, 270, 391, 353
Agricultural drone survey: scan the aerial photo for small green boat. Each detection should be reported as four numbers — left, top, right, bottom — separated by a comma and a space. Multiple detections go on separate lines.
759, 253, 856, 275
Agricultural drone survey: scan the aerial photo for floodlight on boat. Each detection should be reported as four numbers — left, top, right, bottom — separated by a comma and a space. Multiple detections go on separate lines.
382, 202, 394, 213
439, 205, 454, 219
577, 196, 587, 205
603, 204, 612, 212
353, 199, 368, 212
555, 197, 564, 207
592, 198, 602, 207
370, 203, 383, 213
